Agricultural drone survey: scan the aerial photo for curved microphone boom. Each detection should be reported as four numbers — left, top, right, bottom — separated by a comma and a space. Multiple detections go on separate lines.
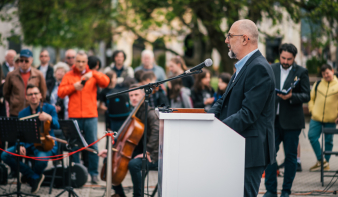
184, 58, 213, 74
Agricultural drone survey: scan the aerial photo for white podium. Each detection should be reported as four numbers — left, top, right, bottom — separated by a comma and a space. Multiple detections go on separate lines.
158, 110, 245, 197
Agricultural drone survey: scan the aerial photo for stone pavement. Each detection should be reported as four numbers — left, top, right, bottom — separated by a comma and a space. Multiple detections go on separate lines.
258, 120, 338, 197
1, 117, 338, 196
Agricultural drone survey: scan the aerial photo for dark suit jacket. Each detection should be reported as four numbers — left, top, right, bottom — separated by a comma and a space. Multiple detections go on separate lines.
208, 51, 276, 168
272, 63, 310, 130
1, 62, 10, 78
37, 64, 54, 82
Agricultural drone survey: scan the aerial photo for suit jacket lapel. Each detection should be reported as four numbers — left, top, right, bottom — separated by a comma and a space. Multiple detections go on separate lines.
274, 65, 281, 89
223, 74, 236, 97
48, 66, 53, 78
282, 65, 297, 90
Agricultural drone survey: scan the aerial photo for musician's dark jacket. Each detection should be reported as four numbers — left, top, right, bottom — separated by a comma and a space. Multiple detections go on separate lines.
271, 63, 310, 130
208, 51, 276, 168
18, 102, 60, 155
134, 103, 159, 163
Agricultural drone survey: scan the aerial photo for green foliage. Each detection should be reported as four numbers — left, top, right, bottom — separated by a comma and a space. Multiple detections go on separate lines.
306, 56, 327, 74
156, 53, 166, 71
211, 77, 218, 92
1, 0, 337, 69
218, 61, 224, 74
113, 0, 337, 73
14, 0, 112, 49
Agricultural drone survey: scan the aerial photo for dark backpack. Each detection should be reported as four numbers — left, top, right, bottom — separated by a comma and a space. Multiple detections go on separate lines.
106, 88, 130, 120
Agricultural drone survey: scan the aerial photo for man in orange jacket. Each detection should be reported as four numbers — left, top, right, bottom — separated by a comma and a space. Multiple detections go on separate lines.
58, 51, 110, 183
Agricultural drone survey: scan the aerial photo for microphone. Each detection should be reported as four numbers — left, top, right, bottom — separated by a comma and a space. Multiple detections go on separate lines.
184, 59, 213, 74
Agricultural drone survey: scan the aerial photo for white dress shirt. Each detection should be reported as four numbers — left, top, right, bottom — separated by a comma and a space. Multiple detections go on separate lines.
277, 65, 292, 115
6, 62, 15, 72
39, 64, 49, 79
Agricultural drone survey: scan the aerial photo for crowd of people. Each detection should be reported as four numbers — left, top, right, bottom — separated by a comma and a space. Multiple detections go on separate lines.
0, 35, 337, 197
0, 47, 231, 196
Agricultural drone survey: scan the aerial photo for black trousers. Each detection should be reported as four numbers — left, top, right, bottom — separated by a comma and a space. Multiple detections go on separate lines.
244, 166, 265, 197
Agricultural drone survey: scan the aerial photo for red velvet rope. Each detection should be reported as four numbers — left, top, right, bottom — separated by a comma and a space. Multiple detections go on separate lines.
0, 133, 113, 161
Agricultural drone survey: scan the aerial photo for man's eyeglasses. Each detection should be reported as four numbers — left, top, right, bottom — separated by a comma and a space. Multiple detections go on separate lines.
67, 56, 75, 59
19, 59, 29, 63
27, 92, 40, 97
40, 55, 48, 58
226, 33, 250, 40
76, 60, 86, 63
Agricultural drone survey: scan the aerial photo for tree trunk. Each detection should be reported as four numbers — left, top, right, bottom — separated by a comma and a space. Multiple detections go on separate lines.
55, 47, 60, 62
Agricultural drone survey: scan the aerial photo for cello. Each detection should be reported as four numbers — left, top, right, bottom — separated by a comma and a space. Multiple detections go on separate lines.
100, 96, 145, 185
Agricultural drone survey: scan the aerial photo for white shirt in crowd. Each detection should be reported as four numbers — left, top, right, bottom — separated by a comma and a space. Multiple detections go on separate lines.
6, 62, 15, 72
39, 64, 49, 79
276, 64, 292, 115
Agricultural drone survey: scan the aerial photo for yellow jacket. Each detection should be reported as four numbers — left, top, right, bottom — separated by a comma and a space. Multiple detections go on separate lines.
308, 76, 338, 123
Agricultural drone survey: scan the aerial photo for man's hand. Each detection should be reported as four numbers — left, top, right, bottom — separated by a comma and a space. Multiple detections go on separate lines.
20, 146, 26, 156
277, 89, 292, 100
204, 97, 215, 105
99, 103, 108, 111
39, 112, 52, 122
74, 81, 84, 91
134, 152, 152, 162
82, 71, 93, 81
98, 149, 108, 158
55, 105, 61, 113
335, 117, 338, 124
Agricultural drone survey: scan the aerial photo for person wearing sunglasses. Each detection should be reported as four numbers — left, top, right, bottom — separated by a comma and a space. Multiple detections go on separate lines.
37, 49, 54, 82
65, 49, 76, 67
3, 49, 47, 118
13, 54, 20, 70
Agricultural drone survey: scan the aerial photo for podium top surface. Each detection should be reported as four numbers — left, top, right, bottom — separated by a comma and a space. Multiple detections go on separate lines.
159, 112, 215, 120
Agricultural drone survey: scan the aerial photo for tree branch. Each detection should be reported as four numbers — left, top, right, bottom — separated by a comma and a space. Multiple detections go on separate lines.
119, 22, 180, 55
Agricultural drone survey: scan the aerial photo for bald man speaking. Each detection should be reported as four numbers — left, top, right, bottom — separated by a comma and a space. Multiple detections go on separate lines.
208, 19, 276, 196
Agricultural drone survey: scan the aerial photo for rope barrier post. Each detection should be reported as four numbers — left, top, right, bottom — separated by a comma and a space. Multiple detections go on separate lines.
106, 131, 113, 197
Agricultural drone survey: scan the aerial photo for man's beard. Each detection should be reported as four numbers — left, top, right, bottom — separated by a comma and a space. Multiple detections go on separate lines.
281, 63, 293, 69
227, 44, 237, 59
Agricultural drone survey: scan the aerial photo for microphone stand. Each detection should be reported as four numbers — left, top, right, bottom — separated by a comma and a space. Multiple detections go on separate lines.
106, 70, 202, 197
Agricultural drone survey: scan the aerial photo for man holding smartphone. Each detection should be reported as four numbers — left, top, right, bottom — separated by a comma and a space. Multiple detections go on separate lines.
58, 50, 110, 184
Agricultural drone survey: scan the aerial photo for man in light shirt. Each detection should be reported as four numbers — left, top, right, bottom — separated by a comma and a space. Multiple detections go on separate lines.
1, 49, 17, 78
37, 49, 54, 82
134, 50, 166, 82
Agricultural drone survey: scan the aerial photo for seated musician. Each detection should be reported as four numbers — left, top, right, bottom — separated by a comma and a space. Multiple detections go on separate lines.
98, 84, 159, 197
1, 84, 59, 194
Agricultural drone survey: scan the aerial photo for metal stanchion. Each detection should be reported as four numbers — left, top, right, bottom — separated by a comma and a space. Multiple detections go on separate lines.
106, 131, 113, 197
